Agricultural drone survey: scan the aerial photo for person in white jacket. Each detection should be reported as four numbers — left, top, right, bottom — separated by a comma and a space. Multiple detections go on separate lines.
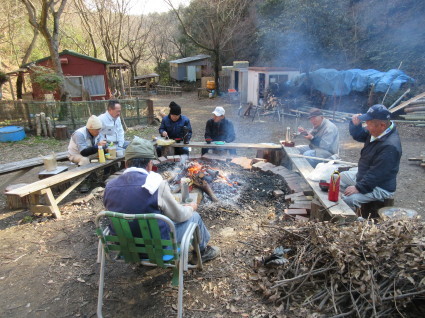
98, 100, 129, 149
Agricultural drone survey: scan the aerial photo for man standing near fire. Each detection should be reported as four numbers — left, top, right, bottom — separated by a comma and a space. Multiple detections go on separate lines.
340, 104, 402, 210
202, 106, 236, 155
103, 137, 220, 263
296, 108, 339, 167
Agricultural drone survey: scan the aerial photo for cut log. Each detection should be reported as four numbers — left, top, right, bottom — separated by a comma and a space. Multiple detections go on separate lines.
35, 114, 41, 136
40, 112, 48, 137
405, 106, 425, 113
4, 184, 30, 209
46, 117, 53, 137
54, 125, 69, 140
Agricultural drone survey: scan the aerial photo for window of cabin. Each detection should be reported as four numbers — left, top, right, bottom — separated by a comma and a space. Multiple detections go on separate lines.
83, 75, 106, 96
65, 76, 83, 97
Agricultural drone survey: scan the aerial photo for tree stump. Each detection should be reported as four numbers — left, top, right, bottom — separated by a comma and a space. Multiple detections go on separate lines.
55, 125, 69, 140
4, 184, 30, 209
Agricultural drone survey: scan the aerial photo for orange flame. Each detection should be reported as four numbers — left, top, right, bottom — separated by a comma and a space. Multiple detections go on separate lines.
187, 162, 203, 177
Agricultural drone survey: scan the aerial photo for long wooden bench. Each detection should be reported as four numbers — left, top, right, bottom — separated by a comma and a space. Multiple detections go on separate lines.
0, 151, 69, 188
283, 146, 357, 221
5, 156, 124, 218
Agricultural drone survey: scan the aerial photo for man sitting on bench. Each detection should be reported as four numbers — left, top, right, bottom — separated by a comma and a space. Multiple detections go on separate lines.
296, 108, 339, 167
340, 104, 402, 211
202, 106, 236, 156
68, 115, 107, 166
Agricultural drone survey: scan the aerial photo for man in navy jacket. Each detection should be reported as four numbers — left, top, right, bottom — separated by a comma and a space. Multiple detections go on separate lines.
202, 106, 236, 155
340, 104, 402, 210
158, 101, 192, 157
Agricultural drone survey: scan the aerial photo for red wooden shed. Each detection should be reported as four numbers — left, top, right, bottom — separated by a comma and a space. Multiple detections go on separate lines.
24, 50, 112, 101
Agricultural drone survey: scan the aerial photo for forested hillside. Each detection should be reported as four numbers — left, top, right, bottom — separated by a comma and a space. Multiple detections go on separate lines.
0, 0, 424, 98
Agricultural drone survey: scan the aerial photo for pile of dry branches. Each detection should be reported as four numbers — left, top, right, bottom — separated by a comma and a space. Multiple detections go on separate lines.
255, 219, 425, 317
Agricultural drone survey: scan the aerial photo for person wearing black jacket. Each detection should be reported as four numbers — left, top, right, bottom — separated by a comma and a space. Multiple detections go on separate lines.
157, 101, 192, 157
340, 104, 402, 210
202, 106, 236, 155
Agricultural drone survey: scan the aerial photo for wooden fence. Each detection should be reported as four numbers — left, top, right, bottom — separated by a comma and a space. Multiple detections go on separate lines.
0, 98, 154, 132
125, 85, 182, 97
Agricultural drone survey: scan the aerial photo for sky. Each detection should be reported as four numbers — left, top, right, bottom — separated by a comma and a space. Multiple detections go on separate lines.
132, 0, 189, 15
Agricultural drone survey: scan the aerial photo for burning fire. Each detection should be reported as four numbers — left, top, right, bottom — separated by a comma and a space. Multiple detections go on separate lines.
187, 161, 203, 177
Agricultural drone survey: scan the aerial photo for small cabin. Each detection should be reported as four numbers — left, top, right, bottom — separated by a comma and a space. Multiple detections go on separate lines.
169, 54, 211, 82
23, 50, 112, 101
247, 67, 300, 106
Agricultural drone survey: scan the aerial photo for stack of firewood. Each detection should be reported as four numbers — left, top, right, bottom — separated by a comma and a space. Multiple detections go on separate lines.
253, 218, 425, 317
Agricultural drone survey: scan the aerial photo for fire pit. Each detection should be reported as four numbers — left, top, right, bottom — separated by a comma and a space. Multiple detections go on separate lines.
156, 157, 290, 220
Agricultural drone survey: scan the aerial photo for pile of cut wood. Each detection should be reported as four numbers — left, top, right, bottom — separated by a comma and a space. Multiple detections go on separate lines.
399, 97, 425, 125
254, 218, 425, 317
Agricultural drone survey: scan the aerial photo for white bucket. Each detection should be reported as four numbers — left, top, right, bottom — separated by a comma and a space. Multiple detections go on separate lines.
43, 155, 57, 171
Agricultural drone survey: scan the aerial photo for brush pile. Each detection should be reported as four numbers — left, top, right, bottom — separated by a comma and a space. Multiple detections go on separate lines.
254, 218, 425, 317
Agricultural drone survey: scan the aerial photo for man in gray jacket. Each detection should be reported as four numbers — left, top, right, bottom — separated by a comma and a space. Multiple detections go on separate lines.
103, 137, 220, 263
297, 108, 339, 167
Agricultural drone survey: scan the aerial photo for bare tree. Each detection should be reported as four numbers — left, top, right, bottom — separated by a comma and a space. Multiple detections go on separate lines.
73, 0, 99, 58
165, 0, 251, 94
119, 14, 153, 85
20, 0, 70, 101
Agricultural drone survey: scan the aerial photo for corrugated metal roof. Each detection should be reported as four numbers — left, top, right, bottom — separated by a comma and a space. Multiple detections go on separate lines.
169, 54, 211, 64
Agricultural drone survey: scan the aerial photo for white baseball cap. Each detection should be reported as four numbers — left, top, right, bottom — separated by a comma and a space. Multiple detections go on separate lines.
212, 106, 225, 116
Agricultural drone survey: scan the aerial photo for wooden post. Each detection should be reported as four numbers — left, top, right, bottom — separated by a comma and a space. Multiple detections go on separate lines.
136, 98, 140, 124
35, 113, 41, 136
40, 112, 48, 137
8, 77, 16, 100
147, 99, 154, 125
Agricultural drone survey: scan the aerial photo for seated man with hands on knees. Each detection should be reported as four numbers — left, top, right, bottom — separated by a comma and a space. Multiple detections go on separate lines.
202, 106, 236, 155
103, 137, 220, 263
68, 115, 107, 166
296, 108, 339, 167
340, 104, 402, 211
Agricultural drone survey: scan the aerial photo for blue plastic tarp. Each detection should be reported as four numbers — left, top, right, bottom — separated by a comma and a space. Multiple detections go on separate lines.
289, 68, 414, 96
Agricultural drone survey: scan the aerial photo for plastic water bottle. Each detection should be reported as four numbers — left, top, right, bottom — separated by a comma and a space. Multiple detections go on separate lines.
98, 146, 106, 163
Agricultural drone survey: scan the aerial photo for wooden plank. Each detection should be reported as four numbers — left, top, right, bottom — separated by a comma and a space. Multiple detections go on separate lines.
389, 91, 425, 113
0, 151, 69, 176
171, 142, 282, 150
284, 208, 308, 215
283, 147, 356, 220
6, 156, 124, 197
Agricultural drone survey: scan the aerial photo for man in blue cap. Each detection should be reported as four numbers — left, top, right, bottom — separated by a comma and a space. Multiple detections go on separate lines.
340, 104, 402, 210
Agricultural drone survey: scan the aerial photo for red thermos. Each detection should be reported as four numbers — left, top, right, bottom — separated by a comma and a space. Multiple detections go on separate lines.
328, 171, 340, 202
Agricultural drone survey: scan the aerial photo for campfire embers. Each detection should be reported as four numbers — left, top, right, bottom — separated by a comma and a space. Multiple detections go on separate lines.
168, 160, 240, 202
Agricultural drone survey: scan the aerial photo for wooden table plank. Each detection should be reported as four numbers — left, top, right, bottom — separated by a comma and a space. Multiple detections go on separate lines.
283, 147, 356, 220
0, 151, 69, 176
170, 141, 282, 149
7, 156, 124, 197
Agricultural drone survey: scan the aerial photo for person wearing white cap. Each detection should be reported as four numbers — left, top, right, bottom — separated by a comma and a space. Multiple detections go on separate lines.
202, 106, 236, 155
68, 115, 107, 166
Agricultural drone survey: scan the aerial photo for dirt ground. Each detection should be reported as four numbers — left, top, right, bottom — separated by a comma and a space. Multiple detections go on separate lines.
0, 92, 424, 318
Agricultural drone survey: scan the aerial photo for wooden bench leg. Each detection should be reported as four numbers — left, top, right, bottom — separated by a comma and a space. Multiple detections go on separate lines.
29, 188, 61, 219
